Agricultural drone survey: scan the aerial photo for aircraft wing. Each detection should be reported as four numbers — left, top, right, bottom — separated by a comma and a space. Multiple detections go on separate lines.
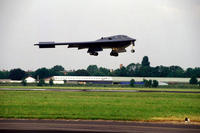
34, 40, 132, 49
34, 41, 96, 49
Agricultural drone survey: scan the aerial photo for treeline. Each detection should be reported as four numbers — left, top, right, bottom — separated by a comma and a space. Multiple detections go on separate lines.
0, 65, 65, 80
70, 56, 200, 78
0, 56, 200, 80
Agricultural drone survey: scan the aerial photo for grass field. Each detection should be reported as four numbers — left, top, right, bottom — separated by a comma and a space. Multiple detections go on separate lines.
0, 90, 200, 121
1, 85, 200, 92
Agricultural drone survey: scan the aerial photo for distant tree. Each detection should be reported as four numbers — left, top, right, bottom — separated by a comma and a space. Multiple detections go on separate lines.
66, 72, 74, 76
138, 56, 152, 77
9, 68, 26, 80
130, 79, 135, 87
37, 79, 45, 86
114, 67, 128, 76
34, 67, 50, 79
99, 67, 111, 76
149, 80, 152, 87
141, 56, 150, 67
120, 67, 128, 76
185, 68, 194, 78
49, 79, 54, 86
158, 66, 170, 77
132, 63, 142, 77
49, 65, 65, 76
21, 79, 27, 86
152, 80, 159, 88
138, 66, 152, 77
0, 71, 9, 79
126, 63, 136, 71
26, 71, 35, 77
149, 67, 158, 77
143, 79, 149, 87
189, 76, 198, 84
51, 65, 65, 71
143, 79, 152, 87
87, 65, 98, 76
168, 66, 184, 77
49, 70, 64, 76
126, 63, 136, 76
74, 69, 90, 76
194, 67, 200, 78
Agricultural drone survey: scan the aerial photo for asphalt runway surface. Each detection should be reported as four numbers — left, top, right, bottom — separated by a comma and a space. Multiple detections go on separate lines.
0, 119, 200, 133
0, 88, 200, 93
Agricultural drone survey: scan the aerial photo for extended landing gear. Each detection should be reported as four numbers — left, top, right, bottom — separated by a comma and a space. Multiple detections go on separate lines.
89, 52, 98, 56
110, 51, 118, 57
131, 41, 135, 53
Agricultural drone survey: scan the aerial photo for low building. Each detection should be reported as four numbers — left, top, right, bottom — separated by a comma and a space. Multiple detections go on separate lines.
44, 76, 200, 85
25, 76, 36, 83
44, 76, 113, 84
0, 79, 21, 83
112, 77, 195, 84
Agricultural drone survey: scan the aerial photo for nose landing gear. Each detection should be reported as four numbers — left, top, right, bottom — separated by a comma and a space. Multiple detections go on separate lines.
131, 49, 135, 53
131, 41, 135, 53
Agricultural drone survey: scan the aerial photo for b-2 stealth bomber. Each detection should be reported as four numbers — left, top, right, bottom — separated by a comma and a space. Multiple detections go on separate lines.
34, 35, 136, 57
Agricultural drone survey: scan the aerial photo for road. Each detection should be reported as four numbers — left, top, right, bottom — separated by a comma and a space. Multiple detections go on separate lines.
0, 88, 200, 93
0, 119, 200, 133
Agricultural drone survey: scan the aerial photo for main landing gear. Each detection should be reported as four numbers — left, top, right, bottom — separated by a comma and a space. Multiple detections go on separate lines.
110, 51, 118, 57
89, 52, 98, 56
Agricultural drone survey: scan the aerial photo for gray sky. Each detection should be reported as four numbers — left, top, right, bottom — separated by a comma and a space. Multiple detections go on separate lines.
0, 0, 200, 71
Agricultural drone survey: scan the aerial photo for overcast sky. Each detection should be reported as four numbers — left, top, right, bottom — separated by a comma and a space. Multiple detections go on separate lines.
0, 0, 200, 71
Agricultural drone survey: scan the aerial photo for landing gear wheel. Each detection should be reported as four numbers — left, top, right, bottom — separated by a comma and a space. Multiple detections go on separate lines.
110, 52, 118, 57
89, 52, 98, 56
131, 49, 135, 53
94, 52, 98, 56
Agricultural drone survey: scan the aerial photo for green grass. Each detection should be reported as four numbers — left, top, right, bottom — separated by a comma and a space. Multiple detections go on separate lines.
0, 85, 200, 92
1, 82, 200, 89
0, 91, 200, 121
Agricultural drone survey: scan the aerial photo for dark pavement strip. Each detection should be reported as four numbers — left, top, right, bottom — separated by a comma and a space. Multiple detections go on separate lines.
0, 88, 200, 93
0, 119, 200, 133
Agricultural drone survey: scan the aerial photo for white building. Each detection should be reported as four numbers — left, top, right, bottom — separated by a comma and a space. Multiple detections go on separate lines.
25, 76, 36, 83
44, 76, 200, 85
46, 76, 113, 84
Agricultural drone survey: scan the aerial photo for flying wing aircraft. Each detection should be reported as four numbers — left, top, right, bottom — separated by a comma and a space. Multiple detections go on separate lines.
34, 35, 136, 57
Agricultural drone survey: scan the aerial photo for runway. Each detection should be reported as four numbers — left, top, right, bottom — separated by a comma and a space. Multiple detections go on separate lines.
0, 119, 200, 133
0, 88, 200, 93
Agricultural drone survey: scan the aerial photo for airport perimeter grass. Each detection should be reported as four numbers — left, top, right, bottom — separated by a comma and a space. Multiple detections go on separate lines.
0, 85, 200, 92
0, 91, 200, 122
